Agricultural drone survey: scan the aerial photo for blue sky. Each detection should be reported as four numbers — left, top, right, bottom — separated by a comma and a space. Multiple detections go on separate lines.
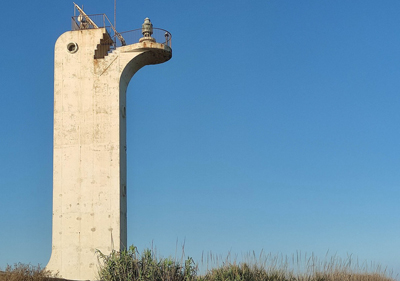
1, 0, 399, 277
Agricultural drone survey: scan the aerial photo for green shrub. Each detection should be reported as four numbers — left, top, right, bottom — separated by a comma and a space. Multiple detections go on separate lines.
97, 245, 197, 281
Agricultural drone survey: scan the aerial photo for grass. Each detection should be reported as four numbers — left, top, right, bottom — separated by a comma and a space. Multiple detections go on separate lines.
1, 247, 395, 281
97, 246, 397, 281
0, 263, 57, 281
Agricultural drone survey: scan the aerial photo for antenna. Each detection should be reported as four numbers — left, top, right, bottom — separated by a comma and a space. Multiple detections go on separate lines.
111, 0, 126, 46
114, 0, 116, 29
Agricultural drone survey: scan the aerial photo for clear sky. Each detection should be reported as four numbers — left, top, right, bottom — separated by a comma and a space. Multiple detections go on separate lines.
0, 0, 399, 278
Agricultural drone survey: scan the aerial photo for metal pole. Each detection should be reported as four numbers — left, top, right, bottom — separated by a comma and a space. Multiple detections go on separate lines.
114, 0, 116, 29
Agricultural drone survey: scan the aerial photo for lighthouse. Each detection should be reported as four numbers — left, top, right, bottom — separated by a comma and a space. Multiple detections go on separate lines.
46, 4, 172, 280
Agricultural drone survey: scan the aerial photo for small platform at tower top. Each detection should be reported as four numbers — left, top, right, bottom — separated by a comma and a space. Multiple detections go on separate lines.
71, 3, 172, 51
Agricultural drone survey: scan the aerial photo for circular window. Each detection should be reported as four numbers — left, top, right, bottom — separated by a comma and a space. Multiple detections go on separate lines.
67, 42, 78, 53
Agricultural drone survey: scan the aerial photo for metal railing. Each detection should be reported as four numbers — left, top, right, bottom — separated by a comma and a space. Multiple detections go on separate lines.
72, 14, 113, 33
71, 14, 172, 49
115, 28, 172, 48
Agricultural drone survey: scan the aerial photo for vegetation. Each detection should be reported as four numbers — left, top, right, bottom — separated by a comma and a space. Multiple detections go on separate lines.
97, 246, 397, 281
0, 263, 57, 281
1, 247, 395, 281
97, 245, 197, 281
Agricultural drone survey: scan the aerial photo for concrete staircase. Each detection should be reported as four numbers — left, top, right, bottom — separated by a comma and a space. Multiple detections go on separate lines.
94, 48, 120, 76
94, 32, 113, 59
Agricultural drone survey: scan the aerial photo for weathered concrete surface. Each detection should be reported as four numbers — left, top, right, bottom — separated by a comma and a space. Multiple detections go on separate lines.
46, 27, 171, 280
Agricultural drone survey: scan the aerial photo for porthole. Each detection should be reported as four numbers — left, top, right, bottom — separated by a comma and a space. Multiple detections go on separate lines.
67, 42, 78, 53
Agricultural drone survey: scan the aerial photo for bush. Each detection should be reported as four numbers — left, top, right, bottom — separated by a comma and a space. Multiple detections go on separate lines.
0, 263, 56, 281
197, 263, 289, 281
97, 245, 197, 281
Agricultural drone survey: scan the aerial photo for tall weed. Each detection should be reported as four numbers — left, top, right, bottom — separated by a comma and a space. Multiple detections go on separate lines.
97, 246, 396, 281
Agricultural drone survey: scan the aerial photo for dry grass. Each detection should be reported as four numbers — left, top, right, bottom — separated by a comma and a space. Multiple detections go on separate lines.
0, 264, 61, 281
1, 250, 395, 281
97, 246, 397, 281
197, 251, 396, 281
197, 262, 396, 281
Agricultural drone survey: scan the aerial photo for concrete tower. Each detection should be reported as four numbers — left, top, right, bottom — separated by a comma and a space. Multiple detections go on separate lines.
46, 5, 172, 280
